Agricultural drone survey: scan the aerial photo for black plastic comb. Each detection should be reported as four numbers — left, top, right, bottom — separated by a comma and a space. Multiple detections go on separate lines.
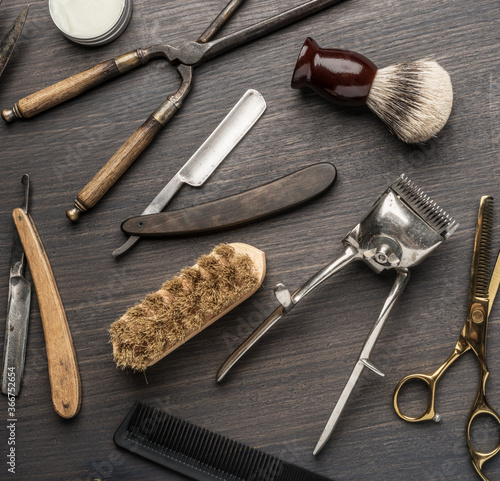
115, 402, 333, 481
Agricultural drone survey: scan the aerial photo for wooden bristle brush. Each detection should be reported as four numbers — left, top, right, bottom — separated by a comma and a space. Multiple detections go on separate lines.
291, 37, 453, 144
110, 243, 265, 371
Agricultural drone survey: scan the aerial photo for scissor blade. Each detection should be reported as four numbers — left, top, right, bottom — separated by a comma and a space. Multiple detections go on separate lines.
0, 6, 29, 78
468, 196, 493, 302
488, 249, 500, 315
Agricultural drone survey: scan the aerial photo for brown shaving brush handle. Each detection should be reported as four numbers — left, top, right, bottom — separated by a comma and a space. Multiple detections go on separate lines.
291, 37, 378, 106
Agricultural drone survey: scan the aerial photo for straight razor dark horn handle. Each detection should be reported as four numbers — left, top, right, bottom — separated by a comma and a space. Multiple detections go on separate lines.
122, 163, 337, 237
2, 50, 146, 122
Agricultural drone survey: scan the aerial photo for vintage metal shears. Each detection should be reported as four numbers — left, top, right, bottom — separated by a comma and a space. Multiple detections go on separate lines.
1, 0, 346, 221
394, 196, 500, 481
0, 3, 28, 79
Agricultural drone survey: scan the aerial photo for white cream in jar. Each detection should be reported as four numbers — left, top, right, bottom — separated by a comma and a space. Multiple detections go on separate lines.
49, 0, 132, 46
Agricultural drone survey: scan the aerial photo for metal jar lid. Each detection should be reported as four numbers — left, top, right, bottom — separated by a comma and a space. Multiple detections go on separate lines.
49, 0, 133, 47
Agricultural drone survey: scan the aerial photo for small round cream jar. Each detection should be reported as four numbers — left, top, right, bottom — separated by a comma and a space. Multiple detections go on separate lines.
49, 0, 133, 46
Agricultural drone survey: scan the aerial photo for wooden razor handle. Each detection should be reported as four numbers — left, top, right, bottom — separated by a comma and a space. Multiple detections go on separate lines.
2, 50, 145, 123
13, 208, 81, 419
66, 114, 166, 221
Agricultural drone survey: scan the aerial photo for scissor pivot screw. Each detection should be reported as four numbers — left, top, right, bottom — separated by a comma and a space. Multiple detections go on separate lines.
472, 309, 485, 324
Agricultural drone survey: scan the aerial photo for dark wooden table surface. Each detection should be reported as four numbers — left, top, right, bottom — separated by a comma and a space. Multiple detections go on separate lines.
1, 0, 499, 480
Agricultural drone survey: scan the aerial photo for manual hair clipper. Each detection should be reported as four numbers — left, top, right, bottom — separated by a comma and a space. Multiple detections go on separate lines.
217, 174, 458, 454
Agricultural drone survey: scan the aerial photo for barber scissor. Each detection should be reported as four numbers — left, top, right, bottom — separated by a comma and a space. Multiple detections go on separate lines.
394, 196, 500, 481
0, 3, 28, 79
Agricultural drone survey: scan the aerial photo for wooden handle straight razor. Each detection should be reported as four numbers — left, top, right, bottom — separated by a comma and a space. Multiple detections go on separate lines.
13, 208, 81, 419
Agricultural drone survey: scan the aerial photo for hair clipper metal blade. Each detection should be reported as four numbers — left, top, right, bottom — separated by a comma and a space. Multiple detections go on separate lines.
345, 174, 458, 274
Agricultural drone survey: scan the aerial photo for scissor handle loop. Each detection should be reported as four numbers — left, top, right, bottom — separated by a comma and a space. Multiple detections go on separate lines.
393, 372, 440, 422
466, 390, 500, 480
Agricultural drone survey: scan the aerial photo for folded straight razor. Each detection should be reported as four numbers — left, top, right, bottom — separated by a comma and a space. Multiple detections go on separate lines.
113, 89, 266, 257
2, 175, 31, 396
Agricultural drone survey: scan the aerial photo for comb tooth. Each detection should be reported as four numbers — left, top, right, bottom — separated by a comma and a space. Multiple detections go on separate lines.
198, 424, 216, 467
185, 423, 202, 462
185, 425, 203, 469
150, 410, 166, 448
225, 439, 245, 477
207, 433, 224, 474
174, 418, 189, 453
235, 444, 253, 478
475, 197, 493, 298
244, 451, 268, 479
246, 447, 268, 480
132, 403, 149, 441
181, 422, 198, 463
257, 453, 279, 480
213, 435, 230, 473
164, 413, 179, 454
163, 415, 180, 452
232, 443, 248, 478
214, 436, 232, 474
391, 174, 458, 239
175, 419, 190, 455
158, 412, 175, 453
246, 446, 270, 480
144, 407, 161, 449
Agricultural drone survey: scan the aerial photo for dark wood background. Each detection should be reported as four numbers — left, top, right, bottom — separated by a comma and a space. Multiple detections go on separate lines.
1, 0, 499, 479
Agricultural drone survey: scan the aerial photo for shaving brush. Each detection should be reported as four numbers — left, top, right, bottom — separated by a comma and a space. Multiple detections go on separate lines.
291, 37, 453, 143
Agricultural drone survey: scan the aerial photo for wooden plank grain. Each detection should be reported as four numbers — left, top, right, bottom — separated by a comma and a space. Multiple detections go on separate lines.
0, 0, 500, 480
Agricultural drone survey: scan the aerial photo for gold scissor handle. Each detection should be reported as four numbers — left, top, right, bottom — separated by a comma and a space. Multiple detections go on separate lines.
466, 367, 500, 481
394, 341, 467, 423
393, 372, 440, 422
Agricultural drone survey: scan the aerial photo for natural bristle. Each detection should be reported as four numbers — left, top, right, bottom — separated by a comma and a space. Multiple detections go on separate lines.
367, 60, 453, 143
109, 244, 263, 372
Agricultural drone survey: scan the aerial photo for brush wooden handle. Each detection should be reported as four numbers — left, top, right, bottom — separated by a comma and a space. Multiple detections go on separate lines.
66, 114, 165, 221
2, 50, 145, 122
13, 208, 81, 419
291, 37, 377, 106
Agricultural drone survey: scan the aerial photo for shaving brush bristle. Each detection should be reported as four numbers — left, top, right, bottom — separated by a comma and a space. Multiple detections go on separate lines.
291, 37, 453, 143
367, 60, 453, 143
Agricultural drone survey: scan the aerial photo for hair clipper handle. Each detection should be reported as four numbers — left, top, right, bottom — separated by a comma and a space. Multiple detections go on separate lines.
216, 246, 360, 382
